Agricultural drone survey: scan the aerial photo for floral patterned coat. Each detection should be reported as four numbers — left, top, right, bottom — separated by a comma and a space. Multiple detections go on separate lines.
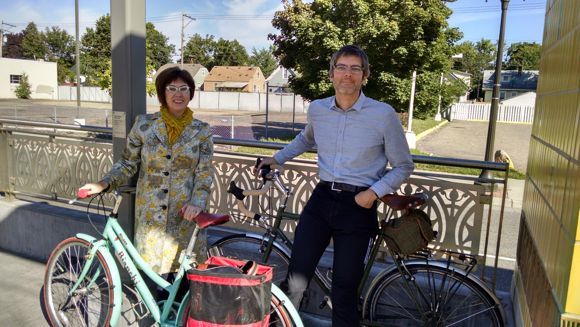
102, 112, 213, 273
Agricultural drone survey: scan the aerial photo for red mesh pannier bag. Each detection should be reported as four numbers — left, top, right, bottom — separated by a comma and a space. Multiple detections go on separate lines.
186, 256, 273, 327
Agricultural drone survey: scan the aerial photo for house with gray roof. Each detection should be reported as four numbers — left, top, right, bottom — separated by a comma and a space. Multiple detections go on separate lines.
482, 70, 539, 102
155, 63, 209, 90
265, 66, 297, 93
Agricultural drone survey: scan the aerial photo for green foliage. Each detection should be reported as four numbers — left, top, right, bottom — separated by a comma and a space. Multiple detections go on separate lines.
453, 39, 495, 95
14, 73, 32, 99
2, 32, 24, 58
183, 33, 215, 67
182, 34, 249, 70
21, 22, 47, 60
80, 15, 174, 94
146, 22, 175, 70
95, 59, 112, 95
249, 46, 278, 77
81, 15, 111, 87
213, 38, 249, 68
43, 26, 75, 83
269, 0, 462, 118
505, 42, 541, 70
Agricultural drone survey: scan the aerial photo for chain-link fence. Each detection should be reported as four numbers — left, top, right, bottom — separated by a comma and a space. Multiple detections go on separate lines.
0, 100, 307, 141
198, 113, 305, 141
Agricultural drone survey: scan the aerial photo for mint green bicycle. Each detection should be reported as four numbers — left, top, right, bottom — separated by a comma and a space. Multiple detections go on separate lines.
42, 187, 303, 327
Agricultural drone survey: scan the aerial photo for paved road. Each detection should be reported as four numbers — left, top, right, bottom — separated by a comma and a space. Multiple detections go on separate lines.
417, 120, 532, 172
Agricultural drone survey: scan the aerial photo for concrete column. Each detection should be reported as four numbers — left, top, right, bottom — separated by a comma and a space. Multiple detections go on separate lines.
110, 0, 146, 240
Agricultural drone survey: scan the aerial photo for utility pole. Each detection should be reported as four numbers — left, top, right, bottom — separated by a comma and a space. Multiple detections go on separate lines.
405, 70, 417, 149
479, 0, 510, 181
75, 0, 81, 118
0, 21, 16, 58
180, 13, 195, 67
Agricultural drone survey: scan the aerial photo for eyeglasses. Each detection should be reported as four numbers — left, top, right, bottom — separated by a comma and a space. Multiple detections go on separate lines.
334, 64, 364, 74
166, 85, 190, 93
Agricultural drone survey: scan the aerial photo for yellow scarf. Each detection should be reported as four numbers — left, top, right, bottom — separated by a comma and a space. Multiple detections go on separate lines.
160, 106, 193, 146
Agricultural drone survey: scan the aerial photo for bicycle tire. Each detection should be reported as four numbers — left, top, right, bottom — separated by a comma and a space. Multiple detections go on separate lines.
43, 237, 116, 327
210, 234, 291, 285
363, 262, 505, 326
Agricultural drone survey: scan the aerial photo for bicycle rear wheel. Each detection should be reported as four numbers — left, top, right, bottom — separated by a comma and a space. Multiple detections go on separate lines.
210, 234, 291, 285
364, 262, 505, 326
43, 237, 115, 327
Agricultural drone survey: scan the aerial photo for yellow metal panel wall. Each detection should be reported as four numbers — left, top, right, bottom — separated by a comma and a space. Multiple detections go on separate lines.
518, 0, 580, 321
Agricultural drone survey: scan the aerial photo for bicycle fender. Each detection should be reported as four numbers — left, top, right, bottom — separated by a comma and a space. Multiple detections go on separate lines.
211, 232, 293, 258
271, 284, 304, 327
75, 233, 123, 326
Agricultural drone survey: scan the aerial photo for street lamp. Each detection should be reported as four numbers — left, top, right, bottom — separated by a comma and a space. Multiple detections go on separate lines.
479, 0, 509, 181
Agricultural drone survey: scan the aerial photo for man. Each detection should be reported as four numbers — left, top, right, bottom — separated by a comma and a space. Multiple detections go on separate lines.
257, 45, 414, 326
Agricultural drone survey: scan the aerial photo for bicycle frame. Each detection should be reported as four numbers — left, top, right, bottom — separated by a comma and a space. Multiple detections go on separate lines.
70, 195, 197, 326
222, 165, 505, 326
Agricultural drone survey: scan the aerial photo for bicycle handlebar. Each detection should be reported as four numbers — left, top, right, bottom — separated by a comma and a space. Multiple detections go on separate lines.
229, 159, 429, 223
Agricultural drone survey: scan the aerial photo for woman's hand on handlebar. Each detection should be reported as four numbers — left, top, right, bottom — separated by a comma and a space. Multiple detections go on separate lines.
180, 204, 203, 221
78, 181, 109, 197
253, 157, 278, 176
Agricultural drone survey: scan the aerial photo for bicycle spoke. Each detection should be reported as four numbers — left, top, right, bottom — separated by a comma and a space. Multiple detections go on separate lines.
367, 264, 504, 326
44, 238, 115, 327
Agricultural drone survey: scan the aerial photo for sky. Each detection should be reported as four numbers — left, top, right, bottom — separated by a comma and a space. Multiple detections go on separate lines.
0, 0, 546, 61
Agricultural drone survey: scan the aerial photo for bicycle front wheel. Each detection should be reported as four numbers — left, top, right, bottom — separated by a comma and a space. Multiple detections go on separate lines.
210, 234, 291, 285
43, 237, 116, 327
364, 263, 505, 326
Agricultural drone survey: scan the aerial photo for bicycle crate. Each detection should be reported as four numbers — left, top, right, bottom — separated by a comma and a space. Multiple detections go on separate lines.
186, 256, 273, 327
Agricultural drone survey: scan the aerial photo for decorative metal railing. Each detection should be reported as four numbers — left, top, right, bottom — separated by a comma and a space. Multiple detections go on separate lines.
0, 118, 509, 287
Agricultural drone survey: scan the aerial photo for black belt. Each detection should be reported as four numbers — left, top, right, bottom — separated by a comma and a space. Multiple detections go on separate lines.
320, 181, 368, 193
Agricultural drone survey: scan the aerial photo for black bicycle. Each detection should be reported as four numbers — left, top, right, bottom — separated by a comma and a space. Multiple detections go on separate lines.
210, 159, 506, 326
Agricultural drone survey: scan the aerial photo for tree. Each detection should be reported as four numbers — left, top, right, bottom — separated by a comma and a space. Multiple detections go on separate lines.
2, 32, 24, 58
183, 33, 215, 68
269, 0, 462, 117
249, 46, 278, 77
43, 26, 75, 83
81, 15, 111, 86
20, 22, 47, 60
505, 42, 540, 70
14, 73, 32, 99
212, 38, 249, 68
453, 39, 495, 98
80, 15, 171, 93
146, 22, 174, 70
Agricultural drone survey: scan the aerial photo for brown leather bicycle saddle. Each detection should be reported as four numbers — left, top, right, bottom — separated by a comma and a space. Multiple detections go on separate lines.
380, 193, 428, 210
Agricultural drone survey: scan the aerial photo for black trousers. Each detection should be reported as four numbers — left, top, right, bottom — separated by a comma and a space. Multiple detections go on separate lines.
281, 183, 378, 327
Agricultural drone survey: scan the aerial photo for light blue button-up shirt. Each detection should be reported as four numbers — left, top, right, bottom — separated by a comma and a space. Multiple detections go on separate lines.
274, 92, 414, 197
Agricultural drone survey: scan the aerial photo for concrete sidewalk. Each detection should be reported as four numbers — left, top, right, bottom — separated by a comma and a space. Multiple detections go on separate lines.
417, 120, 532, 173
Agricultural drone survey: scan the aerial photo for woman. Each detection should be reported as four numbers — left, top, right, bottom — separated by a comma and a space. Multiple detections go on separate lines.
79, 67, 213, 274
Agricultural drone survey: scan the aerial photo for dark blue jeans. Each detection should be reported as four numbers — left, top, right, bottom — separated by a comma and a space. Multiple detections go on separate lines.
281, 183, 378, 327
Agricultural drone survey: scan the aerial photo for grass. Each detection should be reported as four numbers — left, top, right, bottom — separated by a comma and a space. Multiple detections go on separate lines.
231, 119, 526, 180
410, 118, 444, 135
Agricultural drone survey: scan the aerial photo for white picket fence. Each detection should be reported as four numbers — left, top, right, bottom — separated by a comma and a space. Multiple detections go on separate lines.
450, 103, 534, 123
57, 86, 309, 113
